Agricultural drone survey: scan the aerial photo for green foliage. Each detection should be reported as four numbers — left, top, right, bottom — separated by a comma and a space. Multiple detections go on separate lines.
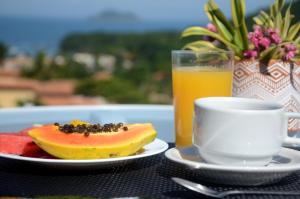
182, 0, 300, 61
252, 0, 300, 61
60, 31, 181, 73
182, 0, 248, 59
49, 59, 92, 79
21, 50, 48, 79
75, 78, 148, 103
20, 32, 181, 104
253, 0, 295, 39
21, 51, 92, 80
16, 98, 44, 107
60, 31, 179, 104
245, 0, 300, 30
0, 42, 7, 62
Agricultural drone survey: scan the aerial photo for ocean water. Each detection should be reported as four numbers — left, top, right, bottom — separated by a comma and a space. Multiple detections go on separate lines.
0, 16, 202, 55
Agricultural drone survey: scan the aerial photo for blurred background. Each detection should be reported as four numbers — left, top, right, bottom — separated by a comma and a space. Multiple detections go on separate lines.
0, 0, 298, 107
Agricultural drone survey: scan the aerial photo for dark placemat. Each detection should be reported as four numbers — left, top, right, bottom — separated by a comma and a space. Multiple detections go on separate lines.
1, 144, 300, 199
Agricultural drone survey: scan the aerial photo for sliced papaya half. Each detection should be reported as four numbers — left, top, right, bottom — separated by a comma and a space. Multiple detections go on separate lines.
28, 123, 157, 159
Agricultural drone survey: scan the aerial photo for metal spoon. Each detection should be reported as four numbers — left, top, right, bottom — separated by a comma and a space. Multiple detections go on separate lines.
172, 177, 300, 198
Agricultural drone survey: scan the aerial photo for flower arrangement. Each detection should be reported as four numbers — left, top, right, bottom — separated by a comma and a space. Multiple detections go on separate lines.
182, 0, 300, 63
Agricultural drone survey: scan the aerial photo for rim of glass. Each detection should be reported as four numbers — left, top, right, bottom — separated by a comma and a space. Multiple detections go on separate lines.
171, 49, 234, 56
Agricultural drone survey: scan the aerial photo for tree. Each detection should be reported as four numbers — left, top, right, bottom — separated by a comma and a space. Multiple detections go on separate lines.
75, 78, 148, 103
21, 50, 47, 78
0, 42, 7, 64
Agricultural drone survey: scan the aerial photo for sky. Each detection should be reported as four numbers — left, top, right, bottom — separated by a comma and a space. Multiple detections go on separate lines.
0, 0, 276, 21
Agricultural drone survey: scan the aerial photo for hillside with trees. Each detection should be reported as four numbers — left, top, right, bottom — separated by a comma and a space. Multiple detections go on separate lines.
59, 32, 183, 103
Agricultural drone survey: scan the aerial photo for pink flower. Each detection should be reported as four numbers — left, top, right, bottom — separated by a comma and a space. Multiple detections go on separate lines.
282, 43, 297, 61
267, 28, 279, 35
249, 26, 282, 48
248, 33, 260, 48
252, 38, 260, 49
253, 25, 263, 38
270, 33, 281, 44
284, 51, 296, 61
207, 23, 217, 32
253, 25, 262, 31
285, 44, 297, 52
258, 37, 271, 49
248, 26, 270, 49
248, 32, 255, 39
243, 50, 258, 59
267, 28, 281, 44
203, 23, 217, 41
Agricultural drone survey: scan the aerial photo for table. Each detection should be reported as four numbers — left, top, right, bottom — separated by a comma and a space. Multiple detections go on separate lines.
1, 144, 300, 199
1, 106, 300, 198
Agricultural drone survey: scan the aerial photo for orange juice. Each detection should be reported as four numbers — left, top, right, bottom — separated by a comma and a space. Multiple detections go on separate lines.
172, 66, 233, 147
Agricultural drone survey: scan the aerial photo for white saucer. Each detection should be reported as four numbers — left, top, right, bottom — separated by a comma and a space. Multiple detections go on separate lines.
0, 139, 168, 169
165, 146, 300, 186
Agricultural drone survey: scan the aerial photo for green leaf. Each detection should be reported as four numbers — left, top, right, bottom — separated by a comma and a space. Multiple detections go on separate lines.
271, 48, 282, 60
240, 21, 249, 50
204, 3, 213, 21
281, 4, 291, 38
183, 41, 232, 61
270, 3, 276, 19
182, 45, 204, 52
291, 52, 300, 62
255, 14, 269, 26
231, 0, 248, 50
231, 0, 241, 28
291, 57, 300, 62
254, 13, 270, 27
253, 16, 264, 25
181, 26, 241, 56
295, 35, 300, 44
183, 40, 225, 52
287, 22, 300, 41
260, 11, 274, 27
276, 0, 285, 12
232, 28, 243, 50
204, 3, 233, 41
275, 13, 282, 30
270, 0, 285, 19
207, 0, 234, 34
260, 45, 277, 61
212, 15, 233, 41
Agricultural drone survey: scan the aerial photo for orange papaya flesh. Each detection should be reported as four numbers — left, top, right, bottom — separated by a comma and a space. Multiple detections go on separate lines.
28, 123, 157, 159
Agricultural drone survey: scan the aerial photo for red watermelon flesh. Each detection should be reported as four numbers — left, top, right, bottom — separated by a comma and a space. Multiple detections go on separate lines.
0, 129, 55, 158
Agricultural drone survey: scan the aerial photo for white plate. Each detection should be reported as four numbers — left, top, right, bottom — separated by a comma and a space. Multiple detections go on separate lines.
0, 138, 168, 169
165, 146, 300, 186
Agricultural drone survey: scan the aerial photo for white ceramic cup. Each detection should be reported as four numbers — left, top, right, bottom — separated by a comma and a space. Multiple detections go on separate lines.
193, 97, 300, 166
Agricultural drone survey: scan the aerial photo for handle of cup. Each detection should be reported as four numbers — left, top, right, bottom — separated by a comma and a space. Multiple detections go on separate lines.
283, 112, 300, 145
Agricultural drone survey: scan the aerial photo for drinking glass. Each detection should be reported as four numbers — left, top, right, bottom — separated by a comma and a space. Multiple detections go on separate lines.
172, 50, 234, 147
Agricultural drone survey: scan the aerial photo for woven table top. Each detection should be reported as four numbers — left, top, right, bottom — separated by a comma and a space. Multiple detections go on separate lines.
1, 144, 300, 199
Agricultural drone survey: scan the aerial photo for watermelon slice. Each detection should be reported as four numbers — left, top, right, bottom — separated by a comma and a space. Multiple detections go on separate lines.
0, 134, 33, 154
0, 129, 54, 158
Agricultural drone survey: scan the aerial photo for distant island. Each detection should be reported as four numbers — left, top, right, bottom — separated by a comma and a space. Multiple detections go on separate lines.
89, 10, 140, 22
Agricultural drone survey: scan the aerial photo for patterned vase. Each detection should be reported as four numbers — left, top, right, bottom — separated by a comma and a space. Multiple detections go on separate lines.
233, 59, 300, 131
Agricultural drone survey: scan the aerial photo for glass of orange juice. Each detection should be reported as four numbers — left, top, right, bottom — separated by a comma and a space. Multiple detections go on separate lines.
172, 50, 234, 147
